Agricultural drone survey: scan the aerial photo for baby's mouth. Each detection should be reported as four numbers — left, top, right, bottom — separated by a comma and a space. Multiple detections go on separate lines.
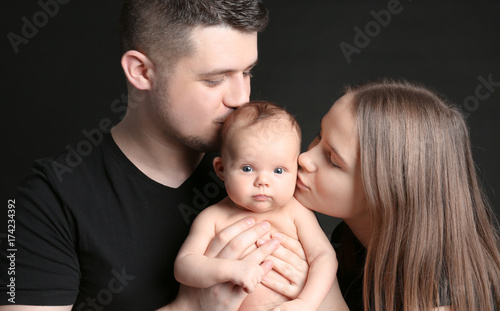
252, 194, 270, 201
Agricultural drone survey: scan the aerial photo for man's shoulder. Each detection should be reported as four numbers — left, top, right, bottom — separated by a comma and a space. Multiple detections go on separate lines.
16, 133, 118, 211
46, 133, 114, 182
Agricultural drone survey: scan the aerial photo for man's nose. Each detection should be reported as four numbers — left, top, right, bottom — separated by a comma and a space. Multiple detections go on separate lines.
223, 74, 251, 108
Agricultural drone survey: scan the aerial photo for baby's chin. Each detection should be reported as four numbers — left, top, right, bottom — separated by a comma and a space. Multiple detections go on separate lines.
232, 200, 277, 214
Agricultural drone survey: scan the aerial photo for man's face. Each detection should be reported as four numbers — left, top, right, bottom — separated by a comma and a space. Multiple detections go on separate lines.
152, 26, 258, 152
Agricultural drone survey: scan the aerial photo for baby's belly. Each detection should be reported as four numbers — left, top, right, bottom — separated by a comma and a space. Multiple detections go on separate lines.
239, 276, 290, 311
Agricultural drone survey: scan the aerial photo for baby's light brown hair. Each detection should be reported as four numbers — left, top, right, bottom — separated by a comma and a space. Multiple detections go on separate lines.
220, 101, 301, 152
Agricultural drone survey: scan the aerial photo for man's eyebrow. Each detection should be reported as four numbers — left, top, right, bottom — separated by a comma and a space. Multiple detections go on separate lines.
198, 59, 259, 77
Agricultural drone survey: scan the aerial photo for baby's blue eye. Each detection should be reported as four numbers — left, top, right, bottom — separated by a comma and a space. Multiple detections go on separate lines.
274, 168, 284, 174
242, 166, 253, 173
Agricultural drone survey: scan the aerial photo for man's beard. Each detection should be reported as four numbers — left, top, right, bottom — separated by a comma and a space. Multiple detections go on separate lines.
163, 128, 221, 153
152, 74, 222, 153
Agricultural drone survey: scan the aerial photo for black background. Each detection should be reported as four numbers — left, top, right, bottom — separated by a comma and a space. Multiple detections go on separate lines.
2, 0, 499, 237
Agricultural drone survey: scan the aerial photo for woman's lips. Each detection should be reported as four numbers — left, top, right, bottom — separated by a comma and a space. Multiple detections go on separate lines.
296, 175, 310, 191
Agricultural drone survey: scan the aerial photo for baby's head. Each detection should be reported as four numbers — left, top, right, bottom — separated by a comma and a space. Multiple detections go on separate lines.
221, 101, 301, 152
214, 101, 301, 212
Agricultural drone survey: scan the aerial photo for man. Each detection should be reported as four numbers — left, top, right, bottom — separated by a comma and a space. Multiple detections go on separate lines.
0, 1, 309, 310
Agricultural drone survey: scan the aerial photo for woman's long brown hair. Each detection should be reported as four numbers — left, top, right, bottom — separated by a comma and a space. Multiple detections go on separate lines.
347, 80, 500, 311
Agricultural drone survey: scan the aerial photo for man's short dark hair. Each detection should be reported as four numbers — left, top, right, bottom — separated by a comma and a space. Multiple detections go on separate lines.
119, 0, 269, 72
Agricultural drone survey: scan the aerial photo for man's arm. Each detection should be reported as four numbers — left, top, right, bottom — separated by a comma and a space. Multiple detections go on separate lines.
0, 163, 80, 307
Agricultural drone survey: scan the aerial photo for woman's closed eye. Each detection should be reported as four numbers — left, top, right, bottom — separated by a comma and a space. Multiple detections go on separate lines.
328, 153, 340, 168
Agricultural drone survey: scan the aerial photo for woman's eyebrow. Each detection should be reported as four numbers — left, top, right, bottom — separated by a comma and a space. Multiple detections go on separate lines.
328, 143, 348, 168
320, 118, 348, 168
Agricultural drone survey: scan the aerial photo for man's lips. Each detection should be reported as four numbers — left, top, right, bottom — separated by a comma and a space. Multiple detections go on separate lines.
215, 112, 234, 124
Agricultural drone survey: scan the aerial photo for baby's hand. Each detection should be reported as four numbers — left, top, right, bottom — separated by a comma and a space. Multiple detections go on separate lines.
230, 260, 267, 293
270, 299, 313, 311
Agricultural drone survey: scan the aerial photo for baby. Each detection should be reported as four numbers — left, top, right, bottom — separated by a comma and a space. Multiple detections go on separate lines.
174, 101, 336, 310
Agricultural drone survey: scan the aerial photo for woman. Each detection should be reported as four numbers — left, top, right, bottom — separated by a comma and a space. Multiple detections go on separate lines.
295, 80, 500, 311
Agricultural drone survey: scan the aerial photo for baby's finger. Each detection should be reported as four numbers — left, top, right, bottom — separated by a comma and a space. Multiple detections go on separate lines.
260, 259, 274, 275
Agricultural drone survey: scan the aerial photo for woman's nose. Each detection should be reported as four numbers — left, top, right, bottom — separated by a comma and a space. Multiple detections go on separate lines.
298, 149, 317, 173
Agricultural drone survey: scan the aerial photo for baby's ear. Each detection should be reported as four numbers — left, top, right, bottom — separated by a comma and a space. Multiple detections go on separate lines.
213, 157, 225, 181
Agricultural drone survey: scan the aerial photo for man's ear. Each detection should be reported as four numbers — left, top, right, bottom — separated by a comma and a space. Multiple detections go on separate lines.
213, 157, 225, 181
121, 50, 156, 90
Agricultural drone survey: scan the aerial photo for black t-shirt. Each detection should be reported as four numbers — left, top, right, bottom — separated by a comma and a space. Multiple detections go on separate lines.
0, 133, 226, 310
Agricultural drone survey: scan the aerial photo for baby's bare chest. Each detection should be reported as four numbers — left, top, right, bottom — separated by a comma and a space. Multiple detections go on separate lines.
215, 209, 299, 243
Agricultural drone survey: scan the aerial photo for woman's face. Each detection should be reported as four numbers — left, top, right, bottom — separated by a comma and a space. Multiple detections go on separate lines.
294, 93, 368, 221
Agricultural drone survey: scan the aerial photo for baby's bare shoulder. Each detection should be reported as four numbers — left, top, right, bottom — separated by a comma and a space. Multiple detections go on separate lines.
198, 197, 233, 218
202, 197, 255, 232
285, 197, 315, 215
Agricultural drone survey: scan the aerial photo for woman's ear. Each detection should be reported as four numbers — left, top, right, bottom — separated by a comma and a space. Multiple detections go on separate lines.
213, 157, 225, 181
121, 50, 156, 91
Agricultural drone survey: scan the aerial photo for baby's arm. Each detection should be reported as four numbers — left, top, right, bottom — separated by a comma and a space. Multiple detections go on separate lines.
277, 199, 337, 310
174, 206, 267, 293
